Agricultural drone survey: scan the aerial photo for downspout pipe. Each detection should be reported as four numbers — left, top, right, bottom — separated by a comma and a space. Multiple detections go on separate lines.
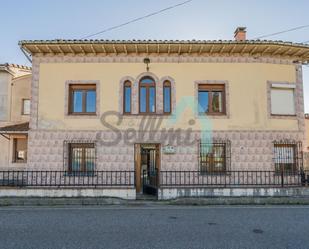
19, 45, 32, 63
0, 134, 10, 140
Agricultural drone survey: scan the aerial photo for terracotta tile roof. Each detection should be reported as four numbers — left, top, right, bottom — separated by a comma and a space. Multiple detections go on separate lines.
0, 63, 31, 71
19, 39, 309, 62
18, 39, 309, 47
0, 122, 29, 133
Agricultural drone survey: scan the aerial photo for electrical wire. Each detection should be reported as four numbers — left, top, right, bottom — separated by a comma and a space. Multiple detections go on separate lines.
81, 0, 194, 39
253, 24, 309, 39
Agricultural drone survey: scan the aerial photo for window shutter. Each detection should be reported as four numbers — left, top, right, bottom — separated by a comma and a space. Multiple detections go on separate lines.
271, 87, 295, 115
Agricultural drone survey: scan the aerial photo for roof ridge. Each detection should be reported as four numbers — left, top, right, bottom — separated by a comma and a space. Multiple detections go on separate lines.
6, 63, 32, 70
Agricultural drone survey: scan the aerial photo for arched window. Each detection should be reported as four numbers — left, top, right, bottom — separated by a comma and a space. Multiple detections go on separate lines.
139, 76, 156, 113
163, 81, 171, 114
123, 81, 132, 114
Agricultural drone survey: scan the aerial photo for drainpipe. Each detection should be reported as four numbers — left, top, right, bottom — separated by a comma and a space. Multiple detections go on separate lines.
19, 46, 32, 63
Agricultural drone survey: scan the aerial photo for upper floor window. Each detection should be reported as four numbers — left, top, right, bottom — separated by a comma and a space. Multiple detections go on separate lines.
271, 84, 295, 116
69, 84, 96, 115
123, 81, 132, 114
139, 77, 156, 114
22, 99, 30, 115
163, 81, 171, 114
198, 84, 225, 115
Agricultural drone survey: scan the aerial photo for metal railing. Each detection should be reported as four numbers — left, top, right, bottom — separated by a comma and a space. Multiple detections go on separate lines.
159, 170, 309, 188
0, 171, 135, 187
0, 170, 309, 189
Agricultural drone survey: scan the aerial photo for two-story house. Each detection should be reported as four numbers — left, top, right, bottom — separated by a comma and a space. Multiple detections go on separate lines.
0, 64, 31, 169
6, 27, 309, 199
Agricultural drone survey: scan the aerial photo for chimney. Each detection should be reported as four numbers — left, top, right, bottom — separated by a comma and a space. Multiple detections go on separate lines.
234, 27, 247, 41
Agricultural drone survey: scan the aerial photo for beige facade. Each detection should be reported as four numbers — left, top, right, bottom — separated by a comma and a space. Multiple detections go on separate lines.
24, 55, 306, 166
8, 32, 308, 198
0, 64, 31, 169
37, 62, 299, 131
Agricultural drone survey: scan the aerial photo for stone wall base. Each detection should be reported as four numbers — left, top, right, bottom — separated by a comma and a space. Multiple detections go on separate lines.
158, 187, 309, 200
0, 188, 136, 200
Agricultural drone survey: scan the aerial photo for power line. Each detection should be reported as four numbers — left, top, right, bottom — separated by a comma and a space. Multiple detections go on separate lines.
253, 24, 309, 39
81, 0, 194, 39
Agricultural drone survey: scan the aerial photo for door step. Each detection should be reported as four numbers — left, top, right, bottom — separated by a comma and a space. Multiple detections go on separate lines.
136, 193, 157, 201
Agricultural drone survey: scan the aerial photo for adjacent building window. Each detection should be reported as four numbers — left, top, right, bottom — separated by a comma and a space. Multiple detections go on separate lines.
68, 143, 95, 173
198, 84, 225, 115
163, 81, 171, 114
22, 99, 30, 115
199, 141, 230, 173
139, 77, 156, 114
123, 81, 132, 114
69, 84, 96, 115
13, 137, 27, 163
270, 84, 296, 115
274, 141, 302, 173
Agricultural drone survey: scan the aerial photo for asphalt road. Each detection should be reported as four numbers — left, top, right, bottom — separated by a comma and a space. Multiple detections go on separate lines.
0, 205, 309, 249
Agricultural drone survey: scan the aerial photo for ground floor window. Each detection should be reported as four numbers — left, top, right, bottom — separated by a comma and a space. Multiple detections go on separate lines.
68, 143, 95, 173
199, 140, 231, 173
274, 141, 302, 173
13, 137, 27, 163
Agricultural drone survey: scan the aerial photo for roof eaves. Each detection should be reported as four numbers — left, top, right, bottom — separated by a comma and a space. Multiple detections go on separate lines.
0, 122, 29, 134
18, 39, 309, 47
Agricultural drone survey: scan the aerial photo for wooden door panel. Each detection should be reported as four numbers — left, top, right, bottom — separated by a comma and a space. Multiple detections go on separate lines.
135, 144, 141, 193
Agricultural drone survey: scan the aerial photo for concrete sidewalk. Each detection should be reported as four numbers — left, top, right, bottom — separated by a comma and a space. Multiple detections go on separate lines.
2, 196, 309, 206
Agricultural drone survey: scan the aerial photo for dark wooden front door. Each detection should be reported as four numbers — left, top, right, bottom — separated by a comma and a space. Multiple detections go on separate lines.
135, 144, 160, 194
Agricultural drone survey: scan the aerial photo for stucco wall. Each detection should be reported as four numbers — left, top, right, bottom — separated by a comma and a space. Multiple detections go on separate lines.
25, 55, 305, 173
27, 130, 302, 171
0, 136, 9, 167
10, 75, 31, 122
0, 72, 12, 122
0, 72, 31, 169
304, 118, 309, 169
305, 118, 309, 151
36, 61, 300, 131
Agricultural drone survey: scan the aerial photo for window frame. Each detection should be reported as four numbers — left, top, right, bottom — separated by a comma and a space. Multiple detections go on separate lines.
68, 143, 96, 174
273, 142, 301, 174
198, 84, 226, 115
22, 99, 30, 115
163, 81, 172, 114
199, 141, 231, 174
12, 137, 28, 163
68, 84, 97, 115
270, 86, 296, 117
139, 76, 156, 114
123, 80, 132, 114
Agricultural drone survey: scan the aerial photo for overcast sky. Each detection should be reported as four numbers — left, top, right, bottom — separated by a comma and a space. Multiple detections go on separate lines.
1, 0, 308, 112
